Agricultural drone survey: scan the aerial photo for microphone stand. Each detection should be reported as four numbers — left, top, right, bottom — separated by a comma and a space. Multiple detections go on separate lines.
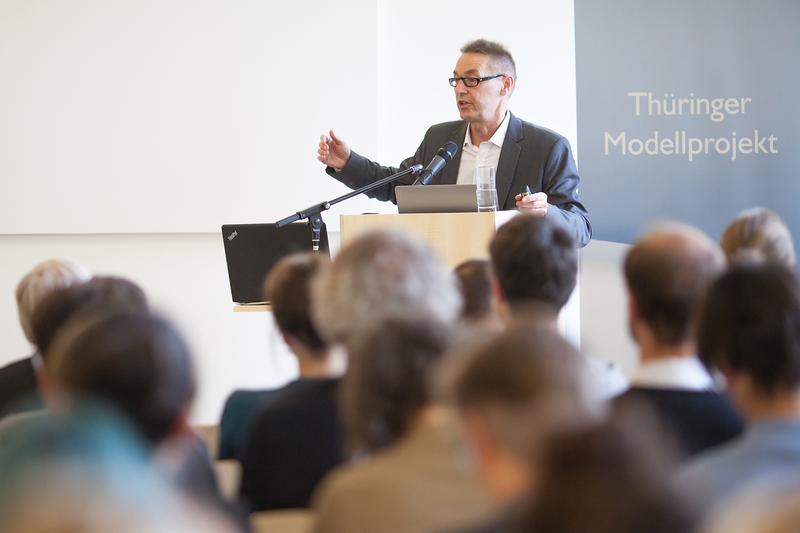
276, 164, 423, 252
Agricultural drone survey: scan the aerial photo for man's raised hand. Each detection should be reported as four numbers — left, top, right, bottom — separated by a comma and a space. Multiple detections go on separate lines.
317, 129, 351, 170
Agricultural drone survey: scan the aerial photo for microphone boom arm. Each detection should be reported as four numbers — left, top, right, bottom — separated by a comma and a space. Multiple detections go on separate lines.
275, 163, 424, 251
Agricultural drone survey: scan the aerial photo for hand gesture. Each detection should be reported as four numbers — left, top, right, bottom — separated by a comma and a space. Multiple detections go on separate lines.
317, 129, 351, 170
515, 191, 548, 217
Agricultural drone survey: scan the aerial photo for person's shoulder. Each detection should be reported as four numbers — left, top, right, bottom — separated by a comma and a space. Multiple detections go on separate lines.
513, 115, 569, 145
424, 120, 467, 138
254, 379, 340, 420
312, 461, 377, 515
0, 356, 35, 379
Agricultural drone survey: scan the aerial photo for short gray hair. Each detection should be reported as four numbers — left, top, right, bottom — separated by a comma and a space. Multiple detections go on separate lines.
312, 230, 461, 348
16, 259, 90, 343
461, 38, 517, 80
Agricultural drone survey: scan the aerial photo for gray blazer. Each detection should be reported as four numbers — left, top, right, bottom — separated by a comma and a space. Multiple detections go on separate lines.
327, 113, 592, 246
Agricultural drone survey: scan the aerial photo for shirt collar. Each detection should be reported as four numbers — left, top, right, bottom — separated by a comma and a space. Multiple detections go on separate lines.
464, 111, 511, 150
631, 356, 714, 391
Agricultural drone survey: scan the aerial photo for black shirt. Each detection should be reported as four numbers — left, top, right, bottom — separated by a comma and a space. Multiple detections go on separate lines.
239, 378, 344, 511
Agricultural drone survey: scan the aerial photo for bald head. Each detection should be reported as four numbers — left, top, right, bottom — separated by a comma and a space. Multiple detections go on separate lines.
624, 223, 724, 345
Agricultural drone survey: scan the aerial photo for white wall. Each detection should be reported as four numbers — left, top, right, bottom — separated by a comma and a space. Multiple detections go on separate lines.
0, 0, 638, 424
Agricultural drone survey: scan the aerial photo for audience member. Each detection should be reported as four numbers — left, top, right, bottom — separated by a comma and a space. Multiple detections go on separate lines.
489, 214, 627, 398
30, 275, 148, 362
238, 253, 344, 511
616, 223, 743, 457
450, 326, 594, 532
312, 318, 493, 533
517, 408, 697, 533
453, 259, 502, 331
680, 264, 800, 512
312, 229, 461, 351
0, 276, 148, 434
720, 207, 795, 267
220, 253, 335, 461
0, 403, 236, 533
0, 259, 89, 417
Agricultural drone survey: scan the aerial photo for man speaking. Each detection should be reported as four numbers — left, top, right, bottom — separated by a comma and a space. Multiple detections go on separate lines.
317, 39, 591, 247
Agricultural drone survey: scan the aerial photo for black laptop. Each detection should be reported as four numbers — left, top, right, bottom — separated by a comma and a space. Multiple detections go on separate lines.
221, 222, 330, 304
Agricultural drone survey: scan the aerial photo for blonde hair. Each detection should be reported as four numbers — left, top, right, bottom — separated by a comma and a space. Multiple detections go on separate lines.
721, 207, 795, 267
15, 259, 90, 343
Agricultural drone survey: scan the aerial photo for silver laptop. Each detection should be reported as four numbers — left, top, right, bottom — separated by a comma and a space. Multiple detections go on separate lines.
395, 184, 478, 214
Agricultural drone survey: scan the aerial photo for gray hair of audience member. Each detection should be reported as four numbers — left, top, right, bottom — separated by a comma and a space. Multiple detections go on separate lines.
698, 263, 800, 396
264, 252, 328, 353
48, 312, 195, 447
30, 276, 148, 362
340, 316, 454, 455
460, 38, 517, 82
720, 207, 796, 267
489, 214, 577, 311
519, 406, 695, 533
15, 259, 90, 344
452, 326, 594, 460
312, 229, 461, 348
454, 258, 494, 321
624, 222, 725, 345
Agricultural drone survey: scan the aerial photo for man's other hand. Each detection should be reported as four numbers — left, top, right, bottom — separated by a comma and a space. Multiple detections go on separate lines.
317, 129, 351, 170
515, 191, 548, 217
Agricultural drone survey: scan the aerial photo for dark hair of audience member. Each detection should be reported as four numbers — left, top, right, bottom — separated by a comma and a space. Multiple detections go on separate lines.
489, 214, 577, 310
624, 226, 724, 345
30, 276, 148, 360
452, 326, 592, 458
698, 263, 800, 395
453, 259, 494, 321
264, 253, 327, 352
340, 317, 453, 455
720, 207, 796, 267
520, 407, 696, 533
49, 312, 195, 447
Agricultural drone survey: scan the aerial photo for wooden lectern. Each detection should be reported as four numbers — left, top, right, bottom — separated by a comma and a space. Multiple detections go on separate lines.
339, 211, 518, 268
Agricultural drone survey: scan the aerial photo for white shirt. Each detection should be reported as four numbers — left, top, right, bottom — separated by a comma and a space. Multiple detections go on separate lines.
631, 356, 714, 391
456, 111, 511, 185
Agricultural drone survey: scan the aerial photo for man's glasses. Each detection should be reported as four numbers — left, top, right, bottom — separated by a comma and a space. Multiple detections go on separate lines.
448, 74, 506, 88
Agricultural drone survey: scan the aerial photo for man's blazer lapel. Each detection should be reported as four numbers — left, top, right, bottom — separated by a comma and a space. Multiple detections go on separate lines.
437, 122, 467, 185
496, 113, 523, 208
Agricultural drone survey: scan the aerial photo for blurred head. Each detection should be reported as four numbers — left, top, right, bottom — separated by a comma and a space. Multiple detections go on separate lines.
453, 259, 500, 328
624, 223, 724, 348
340, 317, 454, 455
0, 405, 234, 533
454, 39, 516, 124
452, 326, 593, 502
489, 214, 577, 313
264, 253, 328, 356
312, 230, 461, 349
49, 312, 195, 447
520, 408, 695, 533
15, 259, 89, 344
30, 276, 148, 363
698, 264, 800, 408
720, 207, 795, 267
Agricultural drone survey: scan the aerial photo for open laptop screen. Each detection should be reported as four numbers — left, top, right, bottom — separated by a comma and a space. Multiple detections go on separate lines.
221, 222, 329, 304
395, 184, 478, 214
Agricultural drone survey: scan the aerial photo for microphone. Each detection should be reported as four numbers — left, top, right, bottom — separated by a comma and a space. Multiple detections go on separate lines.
412, 141, 459, 186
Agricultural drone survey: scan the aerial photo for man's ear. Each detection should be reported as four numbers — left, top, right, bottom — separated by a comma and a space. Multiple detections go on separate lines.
491, 275, 506, 307
501, 75, 515, 96
491, 276, 511, 325
627, 291, 641, 343
460, 412, 497, 463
